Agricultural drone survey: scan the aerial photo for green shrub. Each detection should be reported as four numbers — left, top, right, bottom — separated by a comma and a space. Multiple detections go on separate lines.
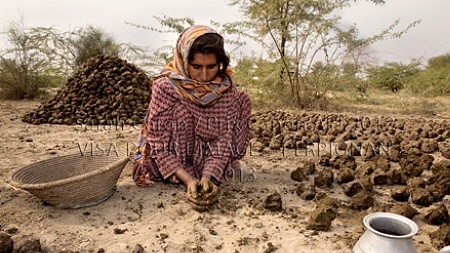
367, 62, 421, 93
407, 68, 450, 96
0, 59, 52, 99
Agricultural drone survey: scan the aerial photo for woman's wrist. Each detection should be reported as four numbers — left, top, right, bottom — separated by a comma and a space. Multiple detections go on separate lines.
201, 173, 211, 181
175, 168, 194, 186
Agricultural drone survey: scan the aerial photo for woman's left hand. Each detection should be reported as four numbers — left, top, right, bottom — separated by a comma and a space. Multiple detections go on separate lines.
198, 177, 219, 200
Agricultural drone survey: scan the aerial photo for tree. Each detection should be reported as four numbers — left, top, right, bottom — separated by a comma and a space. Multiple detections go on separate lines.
335, 62, 367, 101
357, 0, 385, 4
233, 55, 284, 106
0, 19, 67, 99
227, 0, 420, 107
406, 53, 450, 96
64, 25, 147, 73
427, 53, 450, 70
66, 25, 120, 69
367, 61, 421, 93
125, 16, 195, 75
0, 19, 147, 99
126, 16, 248, 75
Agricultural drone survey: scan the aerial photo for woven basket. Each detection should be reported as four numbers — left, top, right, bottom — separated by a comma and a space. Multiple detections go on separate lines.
10, 154, 130, 209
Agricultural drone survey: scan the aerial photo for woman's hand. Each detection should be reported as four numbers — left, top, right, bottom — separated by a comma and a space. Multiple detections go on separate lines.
186, 177, 219, 211
186, 178, 200, 200
198, 177, 219, 200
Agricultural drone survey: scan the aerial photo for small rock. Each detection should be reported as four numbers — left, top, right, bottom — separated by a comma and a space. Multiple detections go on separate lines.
351, 191, 374, 210
390, 203, 419, 219
113, 228, 127, 234
391, 186, 410, 202
131, 244, 145, 253
263, 242, 278, 253
4, 226, 18, 235
429, 224, 450, 250
263, 191, 283, 212
296, 184, 316, 201
0, 232, 13, 253
254, 222, 264, 229
342, 180, 363, 197
411, 188, 434, 207
313, 169, 334, 188
424, 204, 450, 226
336, 167, 355, 185
13, 236, 41, 253
407, 178, 426, 188
371, 169, 388, 185
308, 197, 338, 232
290, 168, 307, 182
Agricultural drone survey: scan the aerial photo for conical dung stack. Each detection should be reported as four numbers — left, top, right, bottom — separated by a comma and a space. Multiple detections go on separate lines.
22, 55, 152, 126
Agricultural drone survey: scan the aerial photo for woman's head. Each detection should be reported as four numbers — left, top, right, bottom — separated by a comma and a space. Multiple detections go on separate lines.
188, 33, 230, 82
160, 25, 233, 106
168, 25, 230, 82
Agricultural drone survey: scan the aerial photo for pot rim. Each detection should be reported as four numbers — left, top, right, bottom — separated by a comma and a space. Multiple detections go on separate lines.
363, 212, 419, 239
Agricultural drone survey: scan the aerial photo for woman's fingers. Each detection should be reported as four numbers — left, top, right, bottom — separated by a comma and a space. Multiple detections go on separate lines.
203, 184, 219, 200
188, 201, 209, 212
199, 178, 212, 193
187, 180, 199, 199
187, 193, 219, 206
186, 178, 219, 211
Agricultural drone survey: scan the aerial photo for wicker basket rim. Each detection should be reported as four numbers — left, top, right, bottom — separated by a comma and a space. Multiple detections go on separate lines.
9, 154, 130, 190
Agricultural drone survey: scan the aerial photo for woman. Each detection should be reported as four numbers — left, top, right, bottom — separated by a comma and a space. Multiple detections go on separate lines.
132, 25, 251, 210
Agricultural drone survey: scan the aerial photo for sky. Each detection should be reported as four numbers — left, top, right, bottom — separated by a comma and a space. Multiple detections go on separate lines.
1, 0, 450, 65
341, 0, 450, 64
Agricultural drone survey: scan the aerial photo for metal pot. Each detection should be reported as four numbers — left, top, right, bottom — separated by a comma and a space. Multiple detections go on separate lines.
353, 212, 418, 253
440, 246, 450, 253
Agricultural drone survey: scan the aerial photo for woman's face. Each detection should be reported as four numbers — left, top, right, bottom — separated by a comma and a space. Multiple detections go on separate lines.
187, 53, 219, 82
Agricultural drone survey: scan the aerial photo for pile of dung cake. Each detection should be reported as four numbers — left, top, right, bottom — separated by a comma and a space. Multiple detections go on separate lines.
22, 55, 152, 125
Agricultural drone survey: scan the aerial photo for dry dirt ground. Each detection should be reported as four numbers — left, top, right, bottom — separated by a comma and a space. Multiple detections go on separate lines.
0, 100, 447, 253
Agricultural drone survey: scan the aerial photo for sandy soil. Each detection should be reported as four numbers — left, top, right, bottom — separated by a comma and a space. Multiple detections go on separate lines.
0, 100, 445, 253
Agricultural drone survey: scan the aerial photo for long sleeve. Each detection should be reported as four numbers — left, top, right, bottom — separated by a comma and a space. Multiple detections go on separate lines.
145, 77, 184, 179
192, 88, 243, 182
201, 124, 233, 182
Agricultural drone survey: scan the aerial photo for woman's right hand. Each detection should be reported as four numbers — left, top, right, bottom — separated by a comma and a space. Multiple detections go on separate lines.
186, 178, 200, 200
174, 168, 199, 199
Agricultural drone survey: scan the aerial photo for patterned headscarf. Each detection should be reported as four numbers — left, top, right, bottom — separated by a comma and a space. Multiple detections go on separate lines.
159, 25, 232, 107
